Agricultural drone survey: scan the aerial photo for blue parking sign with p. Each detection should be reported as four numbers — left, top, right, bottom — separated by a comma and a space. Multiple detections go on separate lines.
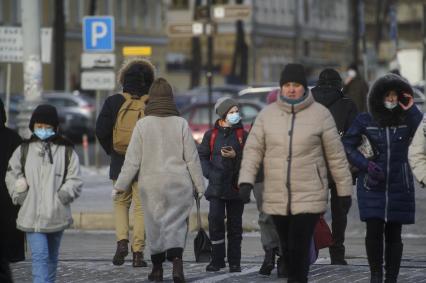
83, 16, 114, 52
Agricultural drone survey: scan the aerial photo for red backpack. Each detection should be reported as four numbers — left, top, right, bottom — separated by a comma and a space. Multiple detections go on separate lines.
209, 128, 244, 160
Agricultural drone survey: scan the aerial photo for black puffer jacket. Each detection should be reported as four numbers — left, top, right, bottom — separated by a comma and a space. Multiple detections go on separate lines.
312, 86, 358, 136
198, 120, 248, 200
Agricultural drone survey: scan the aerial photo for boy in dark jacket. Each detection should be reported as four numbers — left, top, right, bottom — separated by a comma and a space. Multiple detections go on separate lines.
95, 58, 155, 267
312, 68, 357, 265
198, 97, 248, 273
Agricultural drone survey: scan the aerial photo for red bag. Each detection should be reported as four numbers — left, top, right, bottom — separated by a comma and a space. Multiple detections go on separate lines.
314, 215, 333, 250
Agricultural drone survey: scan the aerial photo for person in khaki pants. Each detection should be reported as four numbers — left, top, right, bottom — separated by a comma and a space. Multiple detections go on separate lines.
96, 58, 155, 267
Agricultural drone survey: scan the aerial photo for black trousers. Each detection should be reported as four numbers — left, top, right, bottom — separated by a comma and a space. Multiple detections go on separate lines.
151, 248, 184, 265
366, 219, 402, 244
329, 183, 351, 258
272, 213, 320, 283
208, 198, 244, 266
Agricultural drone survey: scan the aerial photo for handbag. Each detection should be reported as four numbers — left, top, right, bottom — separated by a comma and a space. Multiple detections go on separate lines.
193, 197, 212, 262
314, 214, 333, 250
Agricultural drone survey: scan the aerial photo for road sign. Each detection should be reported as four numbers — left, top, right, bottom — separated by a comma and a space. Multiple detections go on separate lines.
213, 5, 252, 21
0, 27, 52, 63
83, 16, 114, 52
81, 70, 115, 90
167, 22, 204, 37
123, 46, 152, 56
81, 53, 115, 68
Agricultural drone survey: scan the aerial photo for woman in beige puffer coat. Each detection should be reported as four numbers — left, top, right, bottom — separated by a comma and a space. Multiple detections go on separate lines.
408, 117, 426, 186
238, 63, 352, 283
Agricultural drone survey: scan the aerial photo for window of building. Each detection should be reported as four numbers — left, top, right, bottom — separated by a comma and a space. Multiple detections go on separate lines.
0, 0, 4, 24
11, 0, 22, 25
303, 40, 309, 57
303, 0, 309, 23
64, 0, 70, 23
169, 0, 189, 10
76, 0, 85, 23
117, 1, 127, 28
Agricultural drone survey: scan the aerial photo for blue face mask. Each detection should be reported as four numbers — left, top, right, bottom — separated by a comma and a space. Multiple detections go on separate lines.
226, 112, 241, 125
34, 128, 55, 140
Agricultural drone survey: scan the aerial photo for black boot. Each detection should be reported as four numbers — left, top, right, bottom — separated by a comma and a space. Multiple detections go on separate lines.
366, 238, 383, 283
276, 255, 289, 278
384, 243, 403, 283
329, 245, 348, 265
259, 248, 275, 275
172, 257, 185, 283
148, 263, 163, 282
112, 239, 129, 266
206, 243, 226, 272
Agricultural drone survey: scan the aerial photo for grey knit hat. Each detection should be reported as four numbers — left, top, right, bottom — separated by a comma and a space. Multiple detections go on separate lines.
214, 97, 238, 118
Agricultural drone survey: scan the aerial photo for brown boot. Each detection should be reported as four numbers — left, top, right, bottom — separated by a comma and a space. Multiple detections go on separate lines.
133, 252, 148, 267
172, 257, 185, 283
148, 263, 163, 282
112, 239, 128, 266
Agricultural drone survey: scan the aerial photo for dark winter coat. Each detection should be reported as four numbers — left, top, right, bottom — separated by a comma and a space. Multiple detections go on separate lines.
96, 93, 147, 180
312, 86, 358, 184
343, 74, 422, 224
0, 126, 24, 262
96, 94, 126, 180
198, 120, 248, 200
343, 75, 369, 113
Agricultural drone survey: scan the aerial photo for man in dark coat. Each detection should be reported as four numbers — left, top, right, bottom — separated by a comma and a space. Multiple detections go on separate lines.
312, 68, 357, 265
343, 63, 369, 113
0, 98, 23, 282
96, 58, 155, 267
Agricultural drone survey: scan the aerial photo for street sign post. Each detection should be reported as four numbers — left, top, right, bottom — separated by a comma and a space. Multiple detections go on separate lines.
81, 53, 116, 68
122, 46, 152, 57
0, 27, 52, 63
167, 22, 205, 37
81, 70, 115, 90
83, 16, 115, 52
212, 5, 252, 22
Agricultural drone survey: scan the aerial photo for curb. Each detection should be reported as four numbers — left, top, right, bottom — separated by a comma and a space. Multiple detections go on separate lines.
71, 212, 259, 232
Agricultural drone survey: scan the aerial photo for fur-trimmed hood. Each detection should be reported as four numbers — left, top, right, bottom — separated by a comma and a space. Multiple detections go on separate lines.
368, 73, 413, 126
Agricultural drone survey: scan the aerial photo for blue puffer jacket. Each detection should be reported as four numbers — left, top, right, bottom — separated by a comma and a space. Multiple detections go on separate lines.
343, 74, 422, 224
198, 120, 248, 200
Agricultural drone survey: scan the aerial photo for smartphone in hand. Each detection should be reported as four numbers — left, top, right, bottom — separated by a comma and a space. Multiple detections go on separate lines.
222, 146, 233, 151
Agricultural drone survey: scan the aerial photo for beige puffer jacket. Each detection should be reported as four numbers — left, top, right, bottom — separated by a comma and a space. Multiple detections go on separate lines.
408, 119, 426, 185
238, 92, 352, 216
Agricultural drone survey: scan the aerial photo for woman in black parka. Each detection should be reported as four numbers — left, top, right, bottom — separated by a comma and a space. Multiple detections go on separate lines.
343, 74, 422, 283
0, 98, 23, 281
198, 97, 248, 273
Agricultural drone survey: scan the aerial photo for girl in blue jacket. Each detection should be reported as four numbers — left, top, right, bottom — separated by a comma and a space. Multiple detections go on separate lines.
343, 74, 422, 283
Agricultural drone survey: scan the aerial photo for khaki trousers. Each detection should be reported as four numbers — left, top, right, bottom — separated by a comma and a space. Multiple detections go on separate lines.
113, 181, 145, 252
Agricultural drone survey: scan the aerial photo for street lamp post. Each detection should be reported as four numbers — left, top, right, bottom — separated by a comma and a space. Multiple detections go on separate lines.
207, 0, 214, 128
20, 0, 43, 138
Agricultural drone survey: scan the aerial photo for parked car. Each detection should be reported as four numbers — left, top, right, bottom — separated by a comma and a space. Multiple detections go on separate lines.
181, 100, 265, 144
237, 86, 280, 104
6, 92, 95, 142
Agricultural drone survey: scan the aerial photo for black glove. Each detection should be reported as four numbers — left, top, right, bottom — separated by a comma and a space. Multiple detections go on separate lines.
239, 183, 253, 204
338, 196, 352, 213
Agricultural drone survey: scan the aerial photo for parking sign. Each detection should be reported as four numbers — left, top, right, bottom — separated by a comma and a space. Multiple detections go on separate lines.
83, 16, 114, 52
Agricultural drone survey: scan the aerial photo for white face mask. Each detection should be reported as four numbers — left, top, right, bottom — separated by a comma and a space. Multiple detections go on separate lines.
347, 69, 356, 78
384, 101, 398, 110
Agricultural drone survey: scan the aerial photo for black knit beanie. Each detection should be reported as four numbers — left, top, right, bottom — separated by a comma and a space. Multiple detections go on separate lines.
317, 68, 342, 89
29, 104, 59, 131
279, 63, 307, 90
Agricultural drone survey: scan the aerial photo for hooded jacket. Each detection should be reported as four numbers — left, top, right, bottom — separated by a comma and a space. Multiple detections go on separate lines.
238, 91, 352, 216
6, 139, 83, 232
343, 74, 422, 224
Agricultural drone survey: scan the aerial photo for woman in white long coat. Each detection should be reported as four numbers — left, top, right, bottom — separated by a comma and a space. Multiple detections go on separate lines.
114, 78, 205, 283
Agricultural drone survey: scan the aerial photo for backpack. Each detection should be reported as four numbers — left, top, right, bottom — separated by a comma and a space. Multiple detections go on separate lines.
113, 93, 149, 155
20, 142, 73, 185
209, 127, 244, 160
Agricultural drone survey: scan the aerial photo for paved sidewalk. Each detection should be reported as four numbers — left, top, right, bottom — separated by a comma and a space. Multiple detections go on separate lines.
10, 231, 426, 282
